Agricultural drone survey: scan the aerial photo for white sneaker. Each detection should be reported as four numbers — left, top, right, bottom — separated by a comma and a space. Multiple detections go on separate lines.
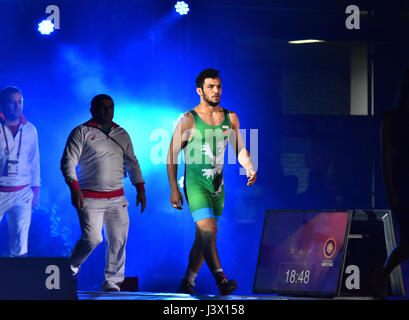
102, 281, 121, 292
70, 265, 80, 277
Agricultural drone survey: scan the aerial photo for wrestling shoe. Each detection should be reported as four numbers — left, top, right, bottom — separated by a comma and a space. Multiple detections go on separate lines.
216, 272, 237, 296
178, 278, 196, 295
102, 281, 121, 292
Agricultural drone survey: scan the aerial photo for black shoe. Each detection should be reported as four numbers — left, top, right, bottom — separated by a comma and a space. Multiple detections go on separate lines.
178, 278, 196, 295
216, 272, 237, 295
372, 266, 388, 300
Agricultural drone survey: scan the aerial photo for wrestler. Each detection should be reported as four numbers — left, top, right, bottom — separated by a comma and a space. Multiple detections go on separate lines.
167, 68, 257, 295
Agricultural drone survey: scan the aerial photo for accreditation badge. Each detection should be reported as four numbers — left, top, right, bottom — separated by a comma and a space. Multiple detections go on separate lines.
6, 156, 19, 175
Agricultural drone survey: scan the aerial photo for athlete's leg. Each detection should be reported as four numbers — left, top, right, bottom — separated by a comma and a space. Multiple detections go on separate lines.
0, 191, 13, 226
187, 226, 205, 273
103, 196, 130, 287
186, 215, 223, 273
182, 226, 204, 289
182, 183, 203, 286
183, 188, 216, 281
180, 217, 222, 293
208, 193, 237, 295
70, 198, 104, 268
195, 216, 236, 295
7, 187, 33, 257
196, 217, 221, 273
180, 184, 235, 294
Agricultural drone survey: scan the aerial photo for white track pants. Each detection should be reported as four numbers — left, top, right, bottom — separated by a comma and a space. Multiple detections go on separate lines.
0, 187, 33, 257
70, 196, 130, 284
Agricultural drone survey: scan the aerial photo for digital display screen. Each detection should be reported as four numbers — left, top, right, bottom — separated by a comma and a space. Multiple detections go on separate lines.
253, 210, 350, 296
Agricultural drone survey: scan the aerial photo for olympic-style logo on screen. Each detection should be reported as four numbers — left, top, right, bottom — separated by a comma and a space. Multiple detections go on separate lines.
323, 238, 336, 259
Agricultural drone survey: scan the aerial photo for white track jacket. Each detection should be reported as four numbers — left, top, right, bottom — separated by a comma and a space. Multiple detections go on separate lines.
61, 120, 144, 192
0, 114, 40, 189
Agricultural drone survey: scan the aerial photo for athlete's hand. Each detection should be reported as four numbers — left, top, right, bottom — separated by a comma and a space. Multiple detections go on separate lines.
246, 168, 257, 186
170, 188, 184, 210
136, 191, 146, 213
71, 189, 84, 210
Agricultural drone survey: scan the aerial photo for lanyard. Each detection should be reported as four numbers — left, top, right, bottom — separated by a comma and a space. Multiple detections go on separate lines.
1, 123, 23, 158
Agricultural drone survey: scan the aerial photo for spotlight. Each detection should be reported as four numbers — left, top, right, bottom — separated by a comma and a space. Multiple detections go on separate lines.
175, 1, 189, 15
288, 39, 325, 44
38, 20, 55, 35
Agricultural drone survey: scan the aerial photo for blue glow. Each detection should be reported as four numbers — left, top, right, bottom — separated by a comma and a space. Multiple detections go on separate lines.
1, 1, 273, 295
38, 20, 55, 35
174, 1, 189, 15
113, 100, 184, 172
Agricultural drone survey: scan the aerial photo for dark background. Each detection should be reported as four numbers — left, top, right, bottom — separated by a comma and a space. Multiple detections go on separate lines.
0, 0, 409, 296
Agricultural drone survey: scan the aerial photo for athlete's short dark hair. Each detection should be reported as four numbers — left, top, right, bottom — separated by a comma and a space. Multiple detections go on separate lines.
0, 86, 22, 106
91, 94, 114, 110
196, 68, 220, 89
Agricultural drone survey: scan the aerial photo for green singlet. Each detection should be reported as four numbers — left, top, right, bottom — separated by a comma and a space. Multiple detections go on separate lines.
183, 108, 231, 223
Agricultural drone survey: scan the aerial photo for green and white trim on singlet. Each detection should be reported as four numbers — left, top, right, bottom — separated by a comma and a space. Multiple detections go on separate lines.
183, 108, 231, 223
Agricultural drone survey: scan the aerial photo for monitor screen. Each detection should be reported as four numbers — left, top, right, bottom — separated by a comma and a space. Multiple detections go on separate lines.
253, 210, 351, 296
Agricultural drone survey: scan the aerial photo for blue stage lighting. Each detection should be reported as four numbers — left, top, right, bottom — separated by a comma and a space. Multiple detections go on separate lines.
175, 1, 189, 15
38, 20, 55, 35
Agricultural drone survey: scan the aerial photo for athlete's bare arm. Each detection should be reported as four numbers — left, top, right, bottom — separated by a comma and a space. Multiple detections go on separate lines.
228, 111, 257, 186
381, 112, 399, 212
167, 112, 195, 209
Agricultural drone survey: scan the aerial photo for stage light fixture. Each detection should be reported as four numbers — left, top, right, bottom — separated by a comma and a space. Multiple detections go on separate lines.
288, 39, 325, 44
175, 1, 189, 15
38, 20, 55, 35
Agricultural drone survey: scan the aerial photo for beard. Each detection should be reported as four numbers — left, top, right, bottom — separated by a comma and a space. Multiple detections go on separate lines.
203, 93, 220, 107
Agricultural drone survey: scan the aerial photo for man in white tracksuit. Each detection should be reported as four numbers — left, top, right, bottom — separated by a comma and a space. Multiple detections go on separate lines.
61, 94, 146, 292
0, 86, 40, 257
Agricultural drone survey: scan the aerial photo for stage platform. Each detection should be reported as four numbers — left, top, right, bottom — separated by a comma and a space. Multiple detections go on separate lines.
77, 291, 376, 300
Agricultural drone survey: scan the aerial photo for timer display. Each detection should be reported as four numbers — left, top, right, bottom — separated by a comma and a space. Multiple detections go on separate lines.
284, 269, 310, 284
277, 263, 316, 289
253, 210, 350, 296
